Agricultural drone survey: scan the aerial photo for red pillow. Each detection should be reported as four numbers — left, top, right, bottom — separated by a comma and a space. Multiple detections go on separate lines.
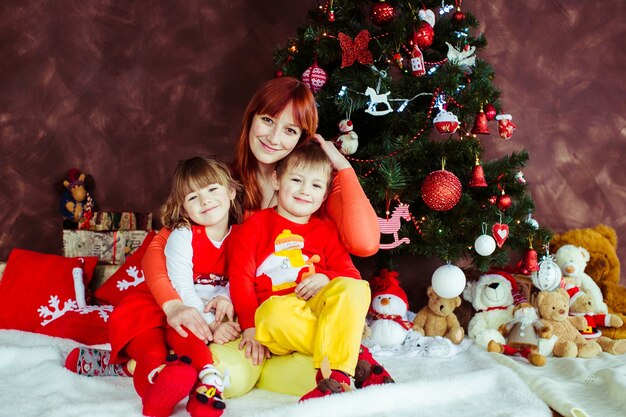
0, 249, 98, 332
93, 231, 156, 306
38, 305, 113, 345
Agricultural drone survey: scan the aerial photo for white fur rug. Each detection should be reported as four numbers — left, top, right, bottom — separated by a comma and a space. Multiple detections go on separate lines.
0, 329, 551, 417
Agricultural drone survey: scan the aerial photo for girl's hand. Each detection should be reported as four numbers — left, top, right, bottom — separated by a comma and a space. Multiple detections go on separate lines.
205, 296, 235, 322
210, 321, 241, 345
238, 328, 270, 366
163, 300, 213, 342
295, 273, 330, 300
313, 134, 351, 171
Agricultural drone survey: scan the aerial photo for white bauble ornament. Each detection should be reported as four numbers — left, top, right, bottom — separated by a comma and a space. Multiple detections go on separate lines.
432, 264, 466, 298
474, 234, 496, 256
531, 255, 562, 291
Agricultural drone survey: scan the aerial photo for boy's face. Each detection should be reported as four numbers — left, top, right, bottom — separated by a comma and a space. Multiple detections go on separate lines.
272, 163, 330, 224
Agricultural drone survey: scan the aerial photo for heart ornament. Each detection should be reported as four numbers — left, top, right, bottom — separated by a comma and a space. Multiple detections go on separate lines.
492, 223, 510, 248
418, 8, 436, 27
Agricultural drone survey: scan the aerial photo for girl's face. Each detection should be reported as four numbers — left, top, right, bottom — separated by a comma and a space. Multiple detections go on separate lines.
183, 183, 235, 229
248, 102, 303, 168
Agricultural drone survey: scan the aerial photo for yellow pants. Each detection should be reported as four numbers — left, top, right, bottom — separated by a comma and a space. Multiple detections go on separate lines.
254, 277, 370, 376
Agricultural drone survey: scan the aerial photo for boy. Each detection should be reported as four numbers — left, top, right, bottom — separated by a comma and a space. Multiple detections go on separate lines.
228, 141, 392, 401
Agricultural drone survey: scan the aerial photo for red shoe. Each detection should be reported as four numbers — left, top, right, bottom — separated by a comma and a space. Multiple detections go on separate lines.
354, 345, 394, 389
299, 369, 350, 402
142, 355, 197, 417
186, 382, 226, 417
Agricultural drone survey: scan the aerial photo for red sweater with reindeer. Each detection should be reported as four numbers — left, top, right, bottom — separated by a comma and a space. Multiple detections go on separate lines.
228, 208, 361, 330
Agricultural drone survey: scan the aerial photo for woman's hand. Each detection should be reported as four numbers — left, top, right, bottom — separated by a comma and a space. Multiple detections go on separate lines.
205, 296, 235, 322
238, 327, 270, 366
162, 300, 212, 342
313, 134, 351, 171
210, 321, 241, 345
295, 273, 330, 300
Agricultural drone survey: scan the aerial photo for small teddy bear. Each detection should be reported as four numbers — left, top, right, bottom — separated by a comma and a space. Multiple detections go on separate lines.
535, 288, 601, 358
57, 168, 96, 229
412, 286, 464, 344
334, 119, 359, 155
567, 286, 626, 355
488, 302, 552, 366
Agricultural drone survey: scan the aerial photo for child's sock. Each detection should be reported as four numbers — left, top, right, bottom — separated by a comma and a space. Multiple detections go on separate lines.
186, 365, 226, 417
299, 369, 350, 402
142, 354, 197, 417
354, 345, 394, 389
64, 347, 132, 377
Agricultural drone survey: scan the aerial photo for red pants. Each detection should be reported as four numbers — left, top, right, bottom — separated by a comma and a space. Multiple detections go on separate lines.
166, 326, 214, 372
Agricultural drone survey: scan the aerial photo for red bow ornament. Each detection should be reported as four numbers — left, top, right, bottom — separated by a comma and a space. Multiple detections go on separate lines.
338, 30, 374, 68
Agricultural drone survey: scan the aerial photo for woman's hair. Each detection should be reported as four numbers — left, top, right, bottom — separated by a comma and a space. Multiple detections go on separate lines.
161, 156, 243, 229
233, 76, 318, 211
275, 141, 333, 190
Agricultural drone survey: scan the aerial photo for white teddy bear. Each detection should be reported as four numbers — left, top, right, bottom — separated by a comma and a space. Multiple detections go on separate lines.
553, 244, 608, 314
463, 272, 515, 350
334, 119, 359, 155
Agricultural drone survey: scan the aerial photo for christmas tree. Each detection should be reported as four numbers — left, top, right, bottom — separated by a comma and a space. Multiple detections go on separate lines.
274, 0, 551, 277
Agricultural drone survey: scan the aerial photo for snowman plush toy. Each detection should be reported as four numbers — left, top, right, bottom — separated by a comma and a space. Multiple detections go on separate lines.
368, 269, 413, 347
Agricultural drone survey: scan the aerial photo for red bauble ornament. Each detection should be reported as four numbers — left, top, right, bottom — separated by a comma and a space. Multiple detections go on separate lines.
301, 61, 327, 93
451, 7, 466, 24
274, 70, 284, 78
412, 21, 434, 50
484, 103, 497, 121
497, 191, 512, 211
370, 1, 395, 26
421, 170, 462, 211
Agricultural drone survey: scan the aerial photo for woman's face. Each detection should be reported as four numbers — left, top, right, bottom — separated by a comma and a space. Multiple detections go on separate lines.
248, 102, 303, 167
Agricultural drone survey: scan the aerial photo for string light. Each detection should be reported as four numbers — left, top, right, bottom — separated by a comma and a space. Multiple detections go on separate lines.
427, 65, 439, 75
439, 1, 454, 14
397, 100, 409, 112
337, 86, 348, 97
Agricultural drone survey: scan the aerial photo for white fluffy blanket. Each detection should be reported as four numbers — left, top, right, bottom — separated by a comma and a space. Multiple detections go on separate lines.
0, 329, 553, 417
491, 351, 626, 417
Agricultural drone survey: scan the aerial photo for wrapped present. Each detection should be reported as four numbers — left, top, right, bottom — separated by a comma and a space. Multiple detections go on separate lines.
62, 230, 151, 264
86, 211, 153, 232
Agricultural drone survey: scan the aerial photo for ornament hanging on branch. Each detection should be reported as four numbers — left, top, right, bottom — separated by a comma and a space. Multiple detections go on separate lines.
431, 263, 466, 298
301, 60, 327, 93
468, 156, 488, 187
451, 0, 466, 24
492, 222, 509, 248
421, 160, 462, 211
526, 211, 539, 229
334, 119, 359, 155
531, 251, 562, 291
327, 0, 335, 22
497, 189, 512, 211
370, 0, 395, 26
377, 202, 412, 250
445, 42, 476, 71
515, 171, 526, 184
412, 21, 434, 50
410, 44, 426, 77
338, 30, 374, 68
495, 113, 516, 140
474, 223, 496, 256
484, 103, 497, 121
518, 241, 540, 275
433, 109, 459, 134
418, 8, 436, 27
471, 107, 490, 135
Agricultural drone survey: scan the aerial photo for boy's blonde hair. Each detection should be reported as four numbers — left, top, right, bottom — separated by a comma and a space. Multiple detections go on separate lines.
274, 141, 333, 190
161, 156, 243, 229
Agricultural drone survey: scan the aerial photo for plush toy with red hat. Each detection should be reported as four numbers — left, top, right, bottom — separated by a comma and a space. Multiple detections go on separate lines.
368, 269, 412, 347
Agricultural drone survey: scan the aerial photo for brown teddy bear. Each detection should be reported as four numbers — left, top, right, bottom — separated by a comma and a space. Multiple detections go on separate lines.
412, 286, 464, 344
535, 288, 601, 358
567, 286, 626, 355
550, 224, 626, 339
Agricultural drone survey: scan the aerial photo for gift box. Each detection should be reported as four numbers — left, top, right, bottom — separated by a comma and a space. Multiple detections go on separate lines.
86, 211, 153, 232
62, 230, 150, 265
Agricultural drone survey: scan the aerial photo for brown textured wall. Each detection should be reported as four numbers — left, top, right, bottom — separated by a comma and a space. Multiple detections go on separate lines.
1, 1, 625, 288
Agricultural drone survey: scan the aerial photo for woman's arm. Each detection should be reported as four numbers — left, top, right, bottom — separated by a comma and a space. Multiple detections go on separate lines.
315, 135, 380, 257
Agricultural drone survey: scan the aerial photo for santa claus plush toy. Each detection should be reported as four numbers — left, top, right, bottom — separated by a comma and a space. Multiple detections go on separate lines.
368, 269, 412, 347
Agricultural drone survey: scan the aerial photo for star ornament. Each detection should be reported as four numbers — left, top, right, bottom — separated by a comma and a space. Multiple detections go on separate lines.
339, 30, 374, 68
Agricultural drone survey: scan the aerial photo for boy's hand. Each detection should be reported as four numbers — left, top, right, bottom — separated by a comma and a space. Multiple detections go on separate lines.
239, 328, 270, 366
163, 300, 213, 342
295, 273, 330, 300
313, 133, 351, 170
210, 321, 241, 345
205, 296, 234, 322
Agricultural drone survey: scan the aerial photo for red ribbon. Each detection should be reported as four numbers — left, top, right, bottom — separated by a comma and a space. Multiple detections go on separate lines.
369, 309, 414, 330
339, 30, 374, 68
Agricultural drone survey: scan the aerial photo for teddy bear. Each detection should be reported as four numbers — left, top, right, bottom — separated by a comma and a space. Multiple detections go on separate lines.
56, 168, 96, 229
412, 286, 464, 344
333, 119, 359, 155
487, 302, 552, 366
566, 286, 626, 355
463, 271, 517, 349
368, 269, 412, 347
535, 288, 601, 358
553, 244, 608, 314
550, 224, 626, 339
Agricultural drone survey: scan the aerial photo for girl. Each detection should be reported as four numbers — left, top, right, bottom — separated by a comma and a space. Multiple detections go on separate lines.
107, 157, 243, 417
